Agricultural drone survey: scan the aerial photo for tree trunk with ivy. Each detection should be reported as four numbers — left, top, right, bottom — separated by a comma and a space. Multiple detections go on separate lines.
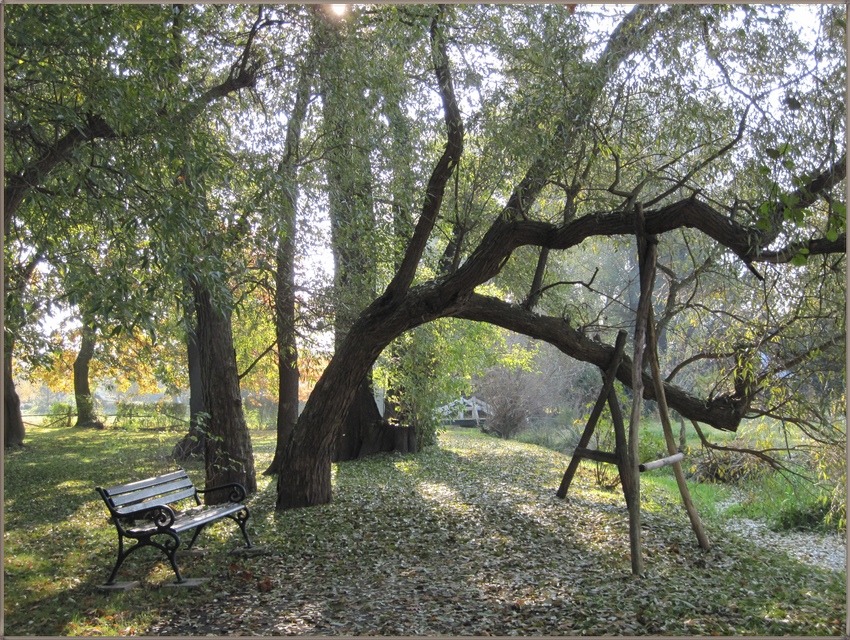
319, 11, 398, 462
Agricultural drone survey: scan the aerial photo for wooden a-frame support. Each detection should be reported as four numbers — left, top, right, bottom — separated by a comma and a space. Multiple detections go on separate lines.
556, 204, 710, 576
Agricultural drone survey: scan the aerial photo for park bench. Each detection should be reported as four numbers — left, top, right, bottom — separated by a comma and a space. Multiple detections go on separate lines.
96, 469, 252, 586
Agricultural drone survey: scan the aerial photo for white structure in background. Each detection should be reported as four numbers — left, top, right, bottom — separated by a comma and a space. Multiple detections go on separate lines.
438, 396, 493, 427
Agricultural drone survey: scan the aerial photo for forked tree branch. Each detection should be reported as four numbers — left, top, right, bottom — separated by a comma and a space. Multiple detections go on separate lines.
383, 5, 464, 301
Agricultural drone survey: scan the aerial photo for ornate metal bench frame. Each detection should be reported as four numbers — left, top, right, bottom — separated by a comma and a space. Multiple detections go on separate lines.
96, 469, 252, 585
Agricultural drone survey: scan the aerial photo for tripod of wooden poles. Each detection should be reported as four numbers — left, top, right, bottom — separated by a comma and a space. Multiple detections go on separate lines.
556, 204, 711, 576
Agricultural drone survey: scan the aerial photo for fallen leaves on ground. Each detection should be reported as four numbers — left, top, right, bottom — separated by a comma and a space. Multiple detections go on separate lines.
143, 431, 844, 636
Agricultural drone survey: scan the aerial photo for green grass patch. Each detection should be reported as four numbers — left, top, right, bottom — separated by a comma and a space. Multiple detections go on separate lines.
4, 424, 845, 636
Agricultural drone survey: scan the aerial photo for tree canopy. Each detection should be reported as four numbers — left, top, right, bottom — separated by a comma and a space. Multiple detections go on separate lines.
4, 4, 845, 512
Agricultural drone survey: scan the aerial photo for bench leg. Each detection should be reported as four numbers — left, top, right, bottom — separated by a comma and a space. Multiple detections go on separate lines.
105, 533, 187, 585
105, 535, 129, 585
185, 525, 205, 550
158, 534, 187, 583
232, 507, 253, 548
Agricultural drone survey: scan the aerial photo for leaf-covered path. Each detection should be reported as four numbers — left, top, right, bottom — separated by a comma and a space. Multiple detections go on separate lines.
145, 430, 844, 636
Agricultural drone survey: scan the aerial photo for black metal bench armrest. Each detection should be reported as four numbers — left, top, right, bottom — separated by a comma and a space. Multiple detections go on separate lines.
137, 504, 178, 531
195, 482, 248, 503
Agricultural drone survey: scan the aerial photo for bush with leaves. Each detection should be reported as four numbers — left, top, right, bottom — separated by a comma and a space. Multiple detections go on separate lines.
46, 402, 75, 428
811, 435, 846, 532
688, 439, 770, 484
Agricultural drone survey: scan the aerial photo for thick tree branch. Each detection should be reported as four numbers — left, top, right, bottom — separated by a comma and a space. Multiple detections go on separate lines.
4, 114, 117, 230
450, 293, 749, 432
751, 235, 846, 264
383, 5, 464, 300
443, 175, 845, 310
755, 154, 847, 250
522, 247, 550, 310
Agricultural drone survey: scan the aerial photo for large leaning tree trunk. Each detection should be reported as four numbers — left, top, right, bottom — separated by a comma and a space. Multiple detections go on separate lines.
72, 323, 105, 429
191, 278, 257, 503
277, 7, 464, 508
318, 11, 394, 463
276, 5, 846, 511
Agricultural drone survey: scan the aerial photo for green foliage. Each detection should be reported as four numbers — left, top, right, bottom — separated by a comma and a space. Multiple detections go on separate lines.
113, 401, 188, 430
637, 427, 669, 468
734, 470, 844, 535
771, 495, 833, 533
378, 319, 502, 449
46, 402, 75, 427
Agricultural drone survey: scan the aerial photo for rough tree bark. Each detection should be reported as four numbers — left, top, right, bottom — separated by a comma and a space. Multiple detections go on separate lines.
264, 39, 317, 475
3, 257, 39, 448
265, 233, 300, 472
172, 323, 207, 460
191, 279, 257, 503
73, 323, 105, 429
4, 342, 25, 448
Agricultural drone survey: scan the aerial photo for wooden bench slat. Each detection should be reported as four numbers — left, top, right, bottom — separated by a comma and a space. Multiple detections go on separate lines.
107, 478, 195, 508
102, 470, 189, 496
113, 488, 199, 516
172, 504, 245, 531
120, 503, 246, 536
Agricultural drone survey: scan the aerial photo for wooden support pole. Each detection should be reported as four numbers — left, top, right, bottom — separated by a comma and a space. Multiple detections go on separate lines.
626, 203, 655, 576
639, 452, 684, 472
607, 384, 633, 500
557, 331, 628, 499
646, 307, 711, 550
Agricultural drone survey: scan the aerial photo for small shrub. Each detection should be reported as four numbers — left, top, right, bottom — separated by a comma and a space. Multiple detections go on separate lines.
114, 401, 187, 430
770, 495, 833, 533
156, 401, 188, 423
515, 422, 581, 454
637, 428, 668, 467
589, 421, 620, 489
553, 424, 582, 453
46, 402, 75, 427
689, 440, 768, 483
114, 401, 138, 426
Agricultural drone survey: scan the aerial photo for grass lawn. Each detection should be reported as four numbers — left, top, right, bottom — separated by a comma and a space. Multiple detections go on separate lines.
3, 423, 845, 635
